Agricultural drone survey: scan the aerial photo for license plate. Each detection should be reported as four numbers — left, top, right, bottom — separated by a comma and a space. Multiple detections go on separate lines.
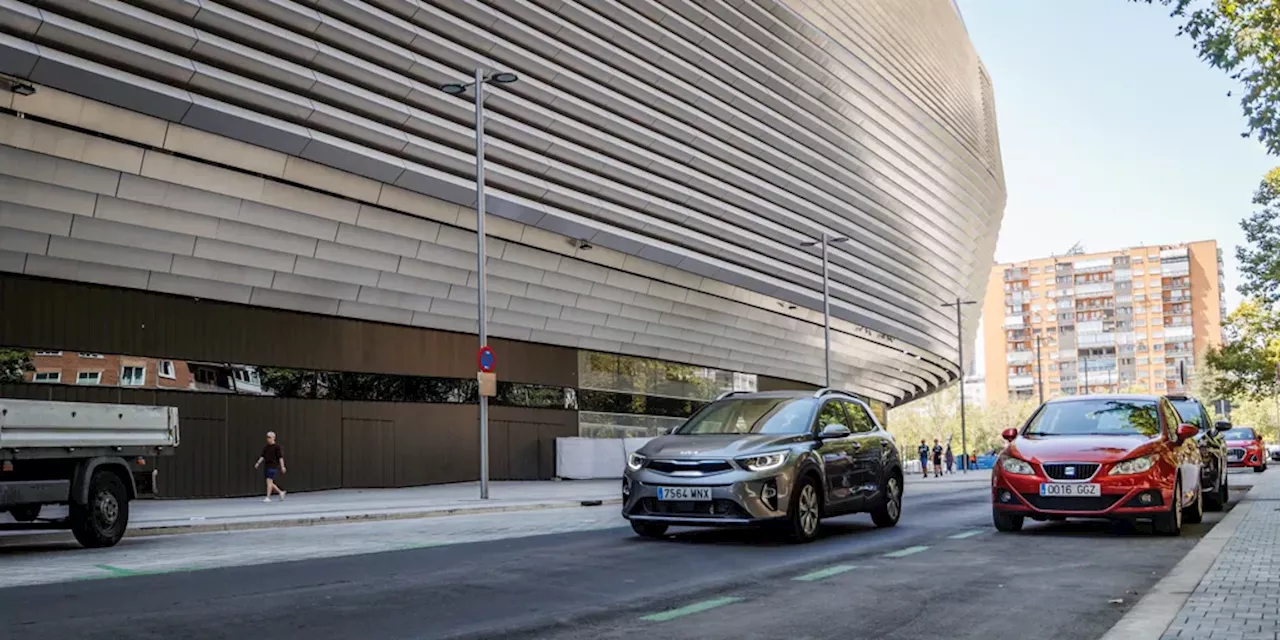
1039, 483, 1101, 497
657, 487, 712, 501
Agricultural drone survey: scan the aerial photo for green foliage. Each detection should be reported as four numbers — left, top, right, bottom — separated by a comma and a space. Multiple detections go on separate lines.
0, 348, 34, 384
1204, 299, 1280, 399
1141, 0, 1280, 154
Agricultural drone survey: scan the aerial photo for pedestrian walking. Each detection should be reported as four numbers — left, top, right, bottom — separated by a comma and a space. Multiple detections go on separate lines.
254, 431, 287, 503
932, 439, 943, 478
917, 440, 929, 479
945, 443, 955, 474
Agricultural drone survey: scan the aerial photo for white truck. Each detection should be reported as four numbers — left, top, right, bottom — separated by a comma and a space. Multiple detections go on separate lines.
0, 399, 179, 547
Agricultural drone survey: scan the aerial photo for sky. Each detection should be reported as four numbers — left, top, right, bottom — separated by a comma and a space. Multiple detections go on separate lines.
955, 0, 1276, 372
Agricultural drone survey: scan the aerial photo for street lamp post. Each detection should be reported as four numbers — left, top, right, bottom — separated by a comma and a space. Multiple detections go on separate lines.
941, 298, 977, 471
440, 68, 519, 500
1035, 334, 1044, 404
799, 233, 849, 387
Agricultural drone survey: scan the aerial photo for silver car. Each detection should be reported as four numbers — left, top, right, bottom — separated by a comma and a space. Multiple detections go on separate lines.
622, 389, 904, 543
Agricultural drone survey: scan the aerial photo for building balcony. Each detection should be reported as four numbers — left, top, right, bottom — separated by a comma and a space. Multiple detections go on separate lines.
1010, 375, 1035, 388
1007, 351, 1034, 365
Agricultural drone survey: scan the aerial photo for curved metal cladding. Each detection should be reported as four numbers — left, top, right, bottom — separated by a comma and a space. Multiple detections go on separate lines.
0, 0, 1004, 406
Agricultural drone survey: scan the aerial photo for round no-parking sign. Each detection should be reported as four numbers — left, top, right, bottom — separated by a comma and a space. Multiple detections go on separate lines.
478, 346, 496, 373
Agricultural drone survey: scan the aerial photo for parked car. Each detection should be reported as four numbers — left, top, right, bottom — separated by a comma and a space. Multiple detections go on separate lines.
1222, 426, 1268, 472
992, 394, 1203, 536
1168, 395, 1229, 511
621, 389, 904, 543
1269, 444, 1280, 462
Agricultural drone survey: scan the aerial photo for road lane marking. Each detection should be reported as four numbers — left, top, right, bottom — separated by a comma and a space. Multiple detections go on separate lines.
792, 565, 857, 582
949, 530, 984, 539
883, 545, 929, 558
94, 564, 137, 577
640, 597, 744, 622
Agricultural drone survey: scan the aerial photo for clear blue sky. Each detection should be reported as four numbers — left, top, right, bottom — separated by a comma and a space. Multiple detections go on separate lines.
958, 0, 1275, 308
957, 0, 1276, 373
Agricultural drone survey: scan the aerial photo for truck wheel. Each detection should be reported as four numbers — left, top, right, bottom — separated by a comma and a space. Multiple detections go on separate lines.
70, 470, 129, 548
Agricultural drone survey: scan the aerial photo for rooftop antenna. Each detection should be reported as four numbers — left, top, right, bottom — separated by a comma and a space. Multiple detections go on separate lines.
1066, 242, 1084, 256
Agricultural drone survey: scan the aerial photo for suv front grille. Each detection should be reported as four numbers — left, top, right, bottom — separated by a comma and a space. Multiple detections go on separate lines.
647, 460, 734, 475
1022, 494, 1122, 512
634, 498, 747, 518
1041, 463, 1100, 481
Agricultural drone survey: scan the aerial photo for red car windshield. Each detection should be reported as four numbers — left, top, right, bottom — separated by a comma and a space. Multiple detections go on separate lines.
1023, 399, 1162, 437
1222, 428, 1257, 441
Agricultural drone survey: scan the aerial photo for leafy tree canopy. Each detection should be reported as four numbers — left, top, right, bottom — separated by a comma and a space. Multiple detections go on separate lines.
1142, 0, 1280, 154
0, 348, 34, 385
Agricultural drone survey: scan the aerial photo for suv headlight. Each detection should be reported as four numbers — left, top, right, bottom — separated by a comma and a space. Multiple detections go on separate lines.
1000, 456, 1035, 475
738, 451, 788, 472
627, 452, 646, 471
1109, 455, 1155, 476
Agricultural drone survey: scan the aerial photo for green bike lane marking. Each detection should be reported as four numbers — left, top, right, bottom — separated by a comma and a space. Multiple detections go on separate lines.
948, 529, 984, 539
77, 564, 204, 581
883, 545, 929, 558
792, 564, 858, 582
640, 597, 744, 622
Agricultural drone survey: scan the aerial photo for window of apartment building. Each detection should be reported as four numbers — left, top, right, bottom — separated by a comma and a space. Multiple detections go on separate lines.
1030, 267, 1041, 274
1136, 318, 1146, 327
1032, 304, 1041, 311
159, 360, 176, 379
1149, 280, 1160, 289
33, 371, 61, 383
1134, 281, 1145, 288
1030, 279, 1040, 287
77, 371, 101, 385
1133, 257, 1144, 264
1133, 267, 1144, 276
1152, 330, 1164, 339
1153, 344, 1164, 351
121, 366, 146, 386
1134, 293, 1146, 301
35, 351, 62, 356
78, 353, 104, 359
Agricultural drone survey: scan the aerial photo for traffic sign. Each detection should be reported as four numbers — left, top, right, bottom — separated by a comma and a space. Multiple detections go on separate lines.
478, 346, 495, 373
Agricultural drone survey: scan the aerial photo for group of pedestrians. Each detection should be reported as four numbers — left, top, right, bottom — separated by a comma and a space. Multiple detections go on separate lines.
916, 439, 968, 478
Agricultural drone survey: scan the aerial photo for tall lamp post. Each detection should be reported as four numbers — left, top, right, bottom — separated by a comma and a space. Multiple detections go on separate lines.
1034, 334, 1045, 404
799, 233, 849, 387
440, 68, 519, 500
941, 298, 977, 470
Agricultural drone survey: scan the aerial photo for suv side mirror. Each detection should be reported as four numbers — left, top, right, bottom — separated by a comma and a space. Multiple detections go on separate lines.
1213, 420, 1231, 435
819, 423, 851, 439
1001, 428, 1019, 442
1176, 424, 1200, 443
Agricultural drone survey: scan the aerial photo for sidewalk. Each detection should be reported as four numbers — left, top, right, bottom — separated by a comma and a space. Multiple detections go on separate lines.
1101, 469, 1280, 640
1, 480, 621, 539
1160, 469, 1280, 639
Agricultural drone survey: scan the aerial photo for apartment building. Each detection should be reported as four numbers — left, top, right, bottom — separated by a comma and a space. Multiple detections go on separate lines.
27, 352, 192, 389
982, 241, 1225, 403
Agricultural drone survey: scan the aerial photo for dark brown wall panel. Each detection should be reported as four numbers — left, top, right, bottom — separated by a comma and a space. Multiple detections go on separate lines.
0, 274, 577, 387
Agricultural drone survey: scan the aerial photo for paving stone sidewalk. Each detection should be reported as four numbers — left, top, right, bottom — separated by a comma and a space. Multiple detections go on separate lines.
1163, 469, 1280, 640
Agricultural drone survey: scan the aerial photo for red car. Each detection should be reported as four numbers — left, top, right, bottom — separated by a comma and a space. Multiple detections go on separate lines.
992, 395, 1203, 536
1221, 425, 1268, 472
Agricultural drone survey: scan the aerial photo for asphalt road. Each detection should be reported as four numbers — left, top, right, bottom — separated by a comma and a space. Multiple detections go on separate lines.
0, 472, 1252, 640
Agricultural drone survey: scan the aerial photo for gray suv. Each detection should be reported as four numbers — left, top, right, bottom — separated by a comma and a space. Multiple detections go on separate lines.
622, 389, 904, 543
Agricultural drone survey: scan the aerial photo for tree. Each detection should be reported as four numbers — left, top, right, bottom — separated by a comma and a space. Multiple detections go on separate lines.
1238, 168, 1280, 303
0, 348, 34, 384
1204, 299, 1280, 399
1141, 1, 1280, 155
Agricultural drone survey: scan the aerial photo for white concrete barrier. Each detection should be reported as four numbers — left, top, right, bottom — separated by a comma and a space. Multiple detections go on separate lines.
556, 437, 655, 480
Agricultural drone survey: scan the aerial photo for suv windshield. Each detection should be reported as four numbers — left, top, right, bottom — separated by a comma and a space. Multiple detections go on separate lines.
1223, 428, 1257, 441
1024, 399, 1162, 437
675, 397, 815, 435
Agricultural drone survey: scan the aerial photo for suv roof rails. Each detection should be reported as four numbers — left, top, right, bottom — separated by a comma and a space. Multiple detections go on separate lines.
1165, 393, 1190, 401
812, 388, 859, 401
714, 390, 750, 401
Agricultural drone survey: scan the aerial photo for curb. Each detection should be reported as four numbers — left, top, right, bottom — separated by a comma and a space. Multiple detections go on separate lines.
1098, 490, 1255, 640
1, 497, 623, 545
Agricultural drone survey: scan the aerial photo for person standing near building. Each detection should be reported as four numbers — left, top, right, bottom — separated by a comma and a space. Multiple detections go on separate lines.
932, 439, 944, 478
945, 442, 955, 474
917, 440, 930, 479
254, 431, 287, 503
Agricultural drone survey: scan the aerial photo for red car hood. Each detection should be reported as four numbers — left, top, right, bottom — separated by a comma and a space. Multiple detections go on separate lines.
1226, 440, 1261, 447
1008, 434, 1159, 464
